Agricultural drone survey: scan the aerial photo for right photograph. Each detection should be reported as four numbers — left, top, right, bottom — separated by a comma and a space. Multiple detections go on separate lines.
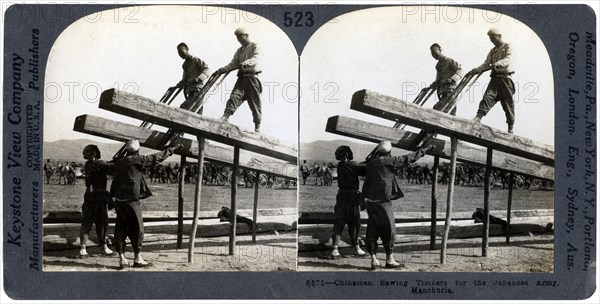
297, 6, 555, 272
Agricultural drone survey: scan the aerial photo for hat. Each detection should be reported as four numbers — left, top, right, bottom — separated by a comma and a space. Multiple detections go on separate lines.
335, 145, 354, 161
487, 27, 501, 36
234, 27, 249, 35
83, 144, 101, 159
125, 139, 140, 153
377, 140, 392, 154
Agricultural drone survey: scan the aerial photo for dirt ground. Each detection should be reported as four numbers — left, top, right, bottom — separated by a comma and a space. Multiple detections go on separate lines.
298, 177, 554, 272
299, 177, 554, 213
43, 176, 297, 272
298, 234, 554, 272
43, 176, 297, 212
43, 230, 297, 272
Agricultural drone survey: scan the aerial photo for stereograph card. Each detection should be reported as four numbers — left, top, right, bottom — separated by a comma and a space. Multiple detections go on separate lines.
1, 2, 597, 301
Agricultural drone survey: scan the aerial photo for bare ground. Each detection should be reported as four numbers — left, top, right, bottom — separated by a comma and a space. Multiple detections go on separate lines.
298, 234, 554, 272
298, 178, 554, 272
43, 230, 297, 272
43, 177, 297, 272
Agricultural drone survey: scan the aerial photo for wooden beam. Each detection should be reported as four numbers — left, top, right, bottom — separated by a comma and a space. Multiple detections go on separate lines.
441, 137, 457, 264
326, 115, 554, 180
177, 155, 186, 249
230, 147, 240, 255
482, 148, 493, 257
188, 136, 205, 263
430, 156, 439, 250
99, 89, 297, 163
73, 115, 297, 180
507, 173, 514, 244
252, 170, 260, 243
350, 90, 554, 165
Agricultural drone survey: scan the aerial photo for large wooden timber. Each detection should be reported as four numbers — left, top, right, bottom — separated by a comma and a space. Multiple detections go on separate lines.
73, 115, 297, 179
99, 89, 297, 163
350, 89, 555, 165
326, 115, 554, 180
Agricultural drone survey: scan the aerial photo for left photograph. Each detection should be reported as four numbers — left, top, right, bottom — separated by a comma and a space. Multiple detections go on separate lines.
42, 5, 298, 272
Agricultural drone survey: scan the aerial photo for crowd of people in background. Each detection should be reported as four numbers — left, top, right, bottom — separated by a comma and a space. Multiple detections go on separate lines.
44, 158, 294, 189
300, 159, 551, 191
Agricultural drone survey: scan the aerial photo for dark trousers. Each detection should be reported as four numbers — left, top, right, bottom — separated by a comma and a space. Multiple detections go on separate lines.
365, 200, 395, 255
80, 191, 109, 246
331, 190, 361, 247
114, 200, 144, 254
433, 90, 457, 116
476, 77, 515, 125
180, 86, 204, 115
225, 76, 262, 124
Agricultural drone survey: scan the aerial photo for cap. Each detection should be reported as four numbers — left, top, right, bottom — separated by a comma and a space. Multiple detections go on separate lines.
83, 144, 101, 159
335, 145, 354, 161
234, 27, 249, 35
125, 139, 140, 153
487, 27, 501, 36
377, 140, 392, 154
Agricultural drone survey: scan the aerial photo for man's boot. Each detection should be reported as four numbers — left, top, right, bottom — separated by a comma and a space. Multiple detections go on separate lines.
254, 123, 261, 133
508, 124, 514, 134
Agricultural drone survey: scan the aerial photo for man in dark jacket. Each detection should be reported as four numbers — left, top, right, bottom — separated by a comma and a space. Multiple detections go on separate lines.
362, 140, 433, 269
80, 145, 113, 258
330, 146, 366, 260
110, 139, 181, 269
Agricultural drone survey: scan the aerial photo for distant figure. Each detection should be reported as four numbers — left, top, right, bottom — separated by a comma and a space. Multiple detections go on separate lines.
428, 43, 463, 115
176, 42, 210, 112
312, 162, 321, 185
44, 159, 54, 184
321, 162, 332, 186
217, 28, 262, 133
300, 160, 310, 185
422, 164, 431, 184
110, 139, 180, 269
79, 145, 114, 258
330, 146, 366, 260
466, 28, 516, 133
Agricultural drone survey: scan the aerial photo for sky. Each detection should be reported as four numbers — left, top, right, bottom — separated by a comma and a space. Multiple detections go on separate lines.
300, 6, 555, 146
44, 5, 555, 149
44, 5, 299, 145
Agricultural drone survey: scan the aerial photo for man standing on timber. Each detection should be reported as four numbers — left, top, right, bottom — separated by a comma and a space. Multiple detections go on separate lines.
428, 43, 463, 116
177, 43, 210, 112
466, 28, 516, 133
216, 28, 262, 133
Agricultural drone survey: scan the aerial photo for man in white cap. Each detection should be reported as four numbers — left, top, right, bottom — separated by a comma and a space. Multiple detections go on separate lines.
110, 139, 182, 269
362, 140, 434, 269
216, 27, 263, 133
466, 27, 516, 133
176, 42, 210, 112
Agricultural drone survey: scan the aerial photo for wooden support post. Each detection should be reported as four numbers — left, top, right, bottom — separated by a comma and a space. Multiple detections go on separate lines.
430, 156, 439, 250
441, 138, 457, 264
506, 172, 514, 243
482, 148, 493, 257
177, 155, 186, 249
252, 170, 260, 243
229, 147, 240, 255
188, 136, 205, 263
